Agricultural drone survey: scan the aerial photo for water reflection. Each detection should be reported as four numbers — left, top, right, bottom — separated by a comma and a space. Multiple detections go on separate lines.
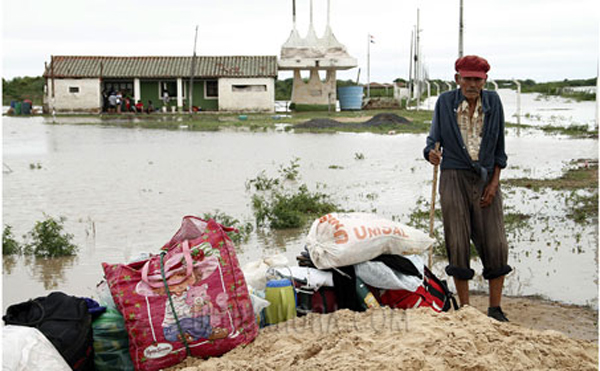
3, 256, 17, 275
24, 255, 78, 290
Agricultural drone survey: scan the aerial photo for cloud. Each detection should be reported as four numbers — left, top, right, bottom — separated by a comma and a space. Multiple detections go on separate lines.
2, 0, 598, 82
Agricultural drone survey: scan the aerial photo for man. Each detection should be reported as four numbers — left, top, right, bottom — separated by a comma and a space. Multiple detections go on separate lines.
423, 55, 511, 322
107, 91, 117, 113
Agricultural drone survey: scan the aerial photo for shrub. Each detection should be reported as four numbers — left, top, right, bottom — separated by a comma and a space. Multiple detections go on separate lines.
3, 225, 21, 255
201, 210, 254, 244
248, 160, 340, 229
23, 215, 79, 257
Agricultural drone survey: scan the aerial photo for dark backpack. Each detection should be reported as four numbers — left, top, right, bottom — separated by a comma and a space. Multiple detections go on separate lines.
293, 281, 339, 316
3, 291, 94, 370
380, 266, 459, 312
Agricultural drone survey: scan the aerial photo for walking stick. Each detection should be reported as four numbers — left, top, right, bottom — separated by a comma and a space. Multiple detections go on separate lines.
428, 142, 440, 268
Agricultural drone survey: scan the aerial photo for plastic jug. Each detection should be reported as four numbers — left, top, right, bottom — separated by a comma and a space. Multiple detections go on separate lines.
264, 279, 296, 325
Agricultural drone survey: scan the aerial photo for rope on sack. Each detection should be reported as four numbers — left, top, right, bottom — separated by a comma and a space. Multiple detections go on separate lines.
160, 251, 192, 356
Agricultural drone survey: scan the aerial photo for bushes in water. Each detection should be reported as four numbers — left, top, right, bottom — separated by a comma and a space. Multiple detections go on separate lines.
4, 216, 79, 257
247, 159, 340, 229
23, 215, 79, 257
3, 225, 21, 255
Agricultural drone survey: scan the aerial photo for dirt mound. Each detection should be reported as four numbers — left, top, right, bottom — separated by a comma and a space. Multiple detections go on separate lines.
295, 118, 346, 129
167, 306, 598, 371
363, 113, 411, 126
296, 114, 410, 130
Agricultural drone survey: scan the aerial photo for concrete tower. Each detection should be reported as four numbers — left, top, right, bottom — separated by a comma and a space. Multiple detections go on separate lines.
279, 0, 358, 108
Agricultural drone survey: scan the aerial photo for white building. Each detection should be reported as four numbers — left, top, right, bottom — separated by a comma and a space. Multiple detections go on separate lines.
43, 55, 278, 113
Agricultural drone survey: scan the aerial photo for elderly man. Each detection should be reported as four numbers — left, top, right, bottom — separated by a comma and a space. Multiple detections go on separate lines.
423, 55, 511, 322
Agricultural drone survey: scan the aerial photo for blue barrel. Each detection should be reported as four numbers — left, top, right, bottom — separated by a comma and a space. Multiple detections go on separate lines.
10, 101, 17, 108
21, 102, 31, 115
337, 86, 364, 110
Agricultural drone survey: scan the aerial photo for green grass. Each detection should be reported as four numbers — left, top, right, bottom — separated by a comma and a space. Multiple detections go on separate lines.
506, 122, 597, 138
505, 160, 598, 224
504, 160, 598, 191
38, 108, 435, 133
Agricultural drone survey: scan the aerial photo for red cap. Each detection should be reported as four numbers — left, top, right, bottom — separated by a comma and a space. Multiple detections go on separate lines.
455, 55, 490, 78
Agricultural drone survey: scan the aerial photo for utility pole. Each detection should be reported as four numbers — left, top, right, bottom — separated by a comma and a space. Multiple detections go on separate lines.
188, 25, 199, 113
408, 28, 414, 107
596, 58, 600, 130
367, 34, 371, 99
415, 8, 421, 111
458, 0, 464, 58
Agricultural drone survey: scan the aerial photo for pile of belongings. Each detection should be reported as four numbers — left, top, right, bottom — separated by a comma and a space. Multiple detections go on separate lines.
4, 215, 259, 371
245, 213, 457, 325
3, 292, 104, 371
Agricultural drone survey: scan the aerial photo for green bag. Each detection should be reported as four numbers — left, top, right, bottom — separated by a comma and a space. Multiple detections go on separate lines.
92, 308, 134, 371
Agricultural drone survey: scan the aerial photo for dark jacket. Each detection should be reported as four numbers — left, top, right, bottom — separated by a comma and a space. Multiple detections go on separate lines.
423, 89, 507, 182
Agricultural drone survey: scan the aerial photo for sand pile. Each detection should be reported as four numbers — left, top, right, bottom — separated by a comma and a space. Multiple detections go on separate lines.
168, 306, 598, 371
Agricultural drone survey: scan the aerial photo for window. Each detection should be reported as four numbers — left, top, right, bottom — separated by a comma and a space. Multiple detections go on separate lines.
103, 82, 133, 96
69, 87, 80, 93
160, 81, 177, 99
205, 80, 218, 98
232, 85, 267, 92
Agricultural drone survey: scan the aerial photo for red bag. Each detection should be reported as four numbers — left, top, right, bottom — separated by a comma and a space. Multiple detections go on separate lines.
380, 267, 458, 313
102, 216, 258, 371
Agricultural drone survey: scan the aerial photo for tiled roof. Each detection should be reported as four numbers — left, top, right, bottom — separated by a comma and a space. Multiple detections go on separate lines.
43, 56, 278, 78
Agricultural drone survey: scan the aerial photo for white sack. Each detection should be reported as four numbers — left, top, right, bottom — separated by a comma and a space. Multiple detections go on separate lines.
305, 212, 434, 269
243, 254, 290, 290
3, 325, 71, 371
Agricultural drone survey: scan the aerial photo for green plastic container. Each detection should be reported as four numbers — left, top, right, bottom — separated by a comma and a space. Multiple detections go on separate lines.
264, 279, 296, 325
14, 102, 22, 115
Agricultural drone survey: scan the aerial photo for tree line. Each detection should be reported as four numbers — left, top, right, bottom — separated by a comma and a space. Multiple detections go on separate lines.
3, 76, 596, 105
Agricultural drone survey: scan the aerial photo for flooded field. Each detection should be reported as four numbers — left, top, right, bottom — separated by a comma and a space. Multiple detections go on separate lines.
2, 89, 598, 312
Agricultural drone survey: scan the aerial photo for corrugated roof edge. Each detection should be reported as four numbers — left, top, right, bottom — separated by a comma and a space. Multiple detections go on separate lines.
43, 55, 279, 78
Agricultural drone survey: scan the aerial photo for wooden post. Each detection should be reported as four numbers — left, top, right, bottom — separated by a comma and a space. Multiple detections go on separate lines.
51, 55, 55, 99
429, 142, 441, 267
188, 25, 198, 113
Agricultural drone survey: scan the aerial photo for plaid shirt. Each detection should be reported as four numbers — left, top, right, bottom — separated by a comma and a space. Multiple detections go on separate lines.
456, 97, 484, 161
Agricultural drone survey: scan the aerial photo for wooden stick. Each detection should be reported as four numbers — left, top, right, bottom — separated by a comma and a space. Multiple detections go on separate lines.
428, 142, 440, 268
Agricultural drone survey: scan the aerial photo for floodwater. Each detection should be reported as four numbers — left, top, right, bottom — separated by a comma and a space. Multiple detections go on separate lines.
2, 89, 598, 312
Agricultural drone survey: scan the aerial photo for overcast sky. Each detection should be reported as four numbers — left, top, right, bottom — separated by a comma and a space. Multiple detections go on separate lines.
2, 0, 599, 83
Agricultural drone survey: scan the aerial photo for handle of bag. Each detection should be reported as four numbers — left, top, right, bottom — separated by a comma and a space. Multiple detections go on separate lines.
184, 215, 238, 233
142, 240, 194, 289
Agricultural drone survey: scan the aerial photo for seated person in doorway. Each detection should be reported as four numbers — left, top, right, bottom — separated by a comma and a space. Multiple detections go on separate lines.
146, 100, 154, 114
135, 100, 144, 113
